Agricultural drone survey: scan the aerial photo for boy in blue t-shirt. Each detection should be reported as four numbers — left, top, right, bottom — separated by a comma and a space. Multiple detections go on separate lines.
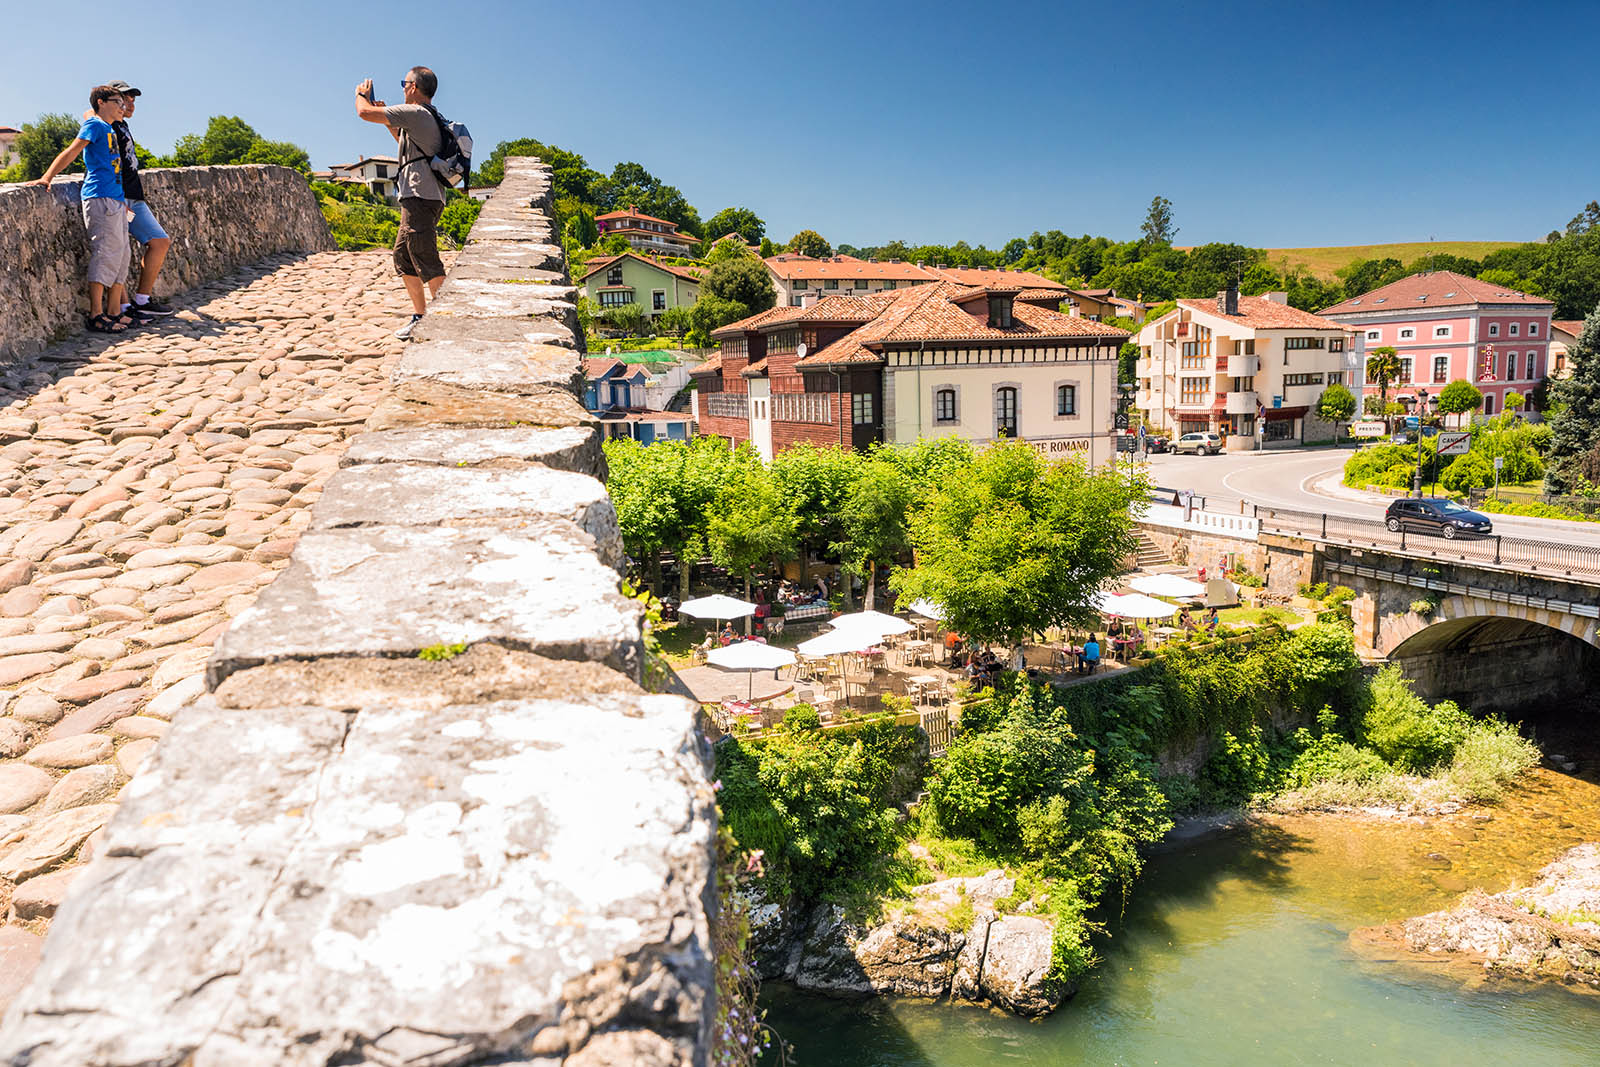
31, 85, 136, 333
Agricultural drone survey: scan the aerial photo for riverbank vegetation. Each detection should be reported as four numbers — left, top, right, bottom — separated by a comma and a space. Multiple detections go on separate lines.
715, 623, 1540, 995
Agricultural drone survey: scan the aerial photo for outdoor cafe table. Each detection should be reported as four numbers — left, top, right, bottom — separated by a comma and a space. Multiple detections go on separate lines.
901, 639, 935, 666
907, 674, 939, 700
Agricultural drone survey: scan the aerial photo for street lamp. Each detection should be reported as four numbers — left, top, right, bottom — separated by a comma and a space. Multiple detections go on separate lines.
1414, 387, 1430, 497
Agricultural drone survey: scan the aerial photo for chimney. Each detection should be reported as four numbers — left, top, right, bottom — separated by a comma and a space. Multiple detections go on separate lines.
1263, 290, 1288, 305
1217, 286, 1239, 316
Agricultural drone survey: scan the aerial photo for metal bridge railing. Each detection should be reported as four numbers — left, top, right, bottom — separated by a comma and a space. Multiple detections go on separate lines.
1254, 505, 1600, 583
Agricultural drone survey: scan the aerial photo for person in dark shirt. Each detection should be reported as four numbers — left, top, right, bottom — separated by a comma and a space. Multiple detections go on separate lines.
104, 81, 174, 320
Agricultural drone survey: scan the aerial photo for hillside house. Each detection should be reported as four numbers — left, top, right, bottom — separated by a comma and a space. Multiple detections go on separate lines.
1319, 270, 1553, 416
580, 253, 704, 317
583, 358, 694, 445
324, 156, 400, 201
1136, 288, 1358, 447
1550, 320, 1585, 380
595, 206, 698, 257
691, 283, 1127, 464
0, 127, 19, 170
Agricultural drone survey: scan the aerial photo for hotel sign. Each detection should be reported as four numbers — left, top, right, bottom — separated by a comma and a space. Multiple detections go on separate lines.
1024, 436, 1094, 459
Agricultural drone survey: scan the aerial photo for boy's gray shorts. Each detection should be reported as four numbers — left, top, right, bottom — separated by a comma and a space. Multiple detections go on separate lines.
82, 197, 130, 288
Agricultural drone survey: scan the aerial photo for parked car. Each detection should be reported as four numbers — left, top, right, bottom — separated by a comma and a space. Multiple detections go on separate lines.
1383, 497, 1494, 539
1142, 435, 1169, 454
1172, 431, 1223, 455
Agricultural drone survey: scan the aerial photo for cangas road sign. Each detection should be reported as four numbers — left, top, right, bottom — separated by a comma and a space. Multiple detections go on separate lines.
1437, 431, 1471, 456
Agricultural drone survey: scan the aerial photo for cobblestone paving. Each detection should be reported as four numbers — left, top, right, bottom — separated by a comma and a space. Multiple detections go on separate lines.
0, 249, 412, 998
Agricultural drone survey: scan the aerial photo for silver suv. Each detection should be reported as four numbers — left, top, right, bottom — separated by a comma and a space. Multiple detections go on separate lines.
1173, 431, 1223, 455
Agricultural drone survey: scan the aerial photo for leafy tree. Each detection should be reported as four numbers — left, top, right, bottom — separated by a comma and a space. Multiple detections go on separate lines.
1504, 390, 1526, 414
240, 138, 311, 173
1543, 306, 1600, 493
705, 206, 765, 245
12, 114, 81, 179
656, 305, 692, 337
1140, 196, 1177, 245
758, 237, 778, 257
704, 256, 775, 314
438, 197, 482, 246
473, 137, 600, 207
194, 116, 262, 165
1315, 382, 1357, 438
771, 444, 862, 600
786, 229, 832, 258
890, 440, 1146, 647
685, 295, 749, 348
603, 437, 732, 596
1436, 379, 1484, 426
599, 303, 651, 336
706, 453, 797, 607
1365, 347, 1402, 410
704, 237, 758, 266
563, 206, 598, 247
592, 160, 701, 236
1337, 257, 1404, 298
834, 458, 912, 609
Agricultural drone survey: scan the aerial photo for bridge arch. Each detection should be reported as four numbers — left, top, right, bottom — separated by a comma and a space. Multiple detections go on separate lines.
1384, 598, 1600, 714
1383, 594, 1600, 658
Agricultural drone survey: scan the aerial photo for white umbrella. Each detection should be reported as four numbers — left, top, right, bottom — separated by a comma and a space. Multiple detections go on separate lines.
1130, 574, 1206, 600
798, 629, 880, 656
707, 640, 798, 700
1095, 592, 1180, 620
680, 594, 756, 619
798, 627, 882, 707
829, 610, 916, 638
906, 598, 945, 621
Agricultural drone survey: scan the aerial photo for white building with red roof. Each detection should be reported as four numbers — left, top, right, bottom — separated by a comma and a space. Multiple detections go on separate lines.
691, 284, 1127, 464
0, 127, 20, 170
1136, 288, 1359, 447
1318, 270, 1554, 417
595, 206, 697, 256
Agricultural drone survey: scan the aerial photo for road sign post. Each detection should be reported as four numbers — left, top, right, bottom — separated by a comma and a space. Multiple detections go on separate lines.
1436, 431, 1471, 456
1352, 421, 1386, 438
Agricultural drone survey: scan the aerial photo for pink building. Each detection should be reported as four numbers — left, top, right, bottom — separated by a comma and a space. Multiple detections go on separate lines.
1320, 271, 1553, 416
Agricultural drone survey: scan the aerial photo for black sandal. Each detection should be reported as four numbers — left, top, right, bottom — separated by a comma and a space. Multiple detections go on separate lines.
86, 314, 128, 334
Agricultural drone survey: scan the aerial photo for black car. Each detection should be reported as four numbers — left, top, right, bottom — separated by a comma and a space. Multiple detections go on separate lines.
1384, 497, 1494, 539
1143, 435, 1169, 454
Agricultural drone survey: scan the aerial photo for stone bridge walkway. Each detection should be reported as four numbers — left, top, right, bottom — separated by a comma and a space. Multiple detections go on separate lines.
0, 249, 411, 1002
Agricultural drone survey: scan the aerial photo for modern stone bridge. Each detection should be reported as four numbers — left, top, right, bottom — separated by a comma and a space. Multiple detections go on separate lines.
0, 161, 714, 1065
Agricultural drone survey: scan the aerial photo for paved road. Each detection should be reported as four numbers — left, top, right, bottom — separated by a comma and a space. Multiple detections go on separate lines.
1142, 447, 1600, 549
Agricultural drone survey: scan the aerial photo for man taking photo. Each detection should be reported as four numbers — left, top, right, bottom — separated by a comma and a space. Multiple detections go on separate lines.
354, 66, 446, 340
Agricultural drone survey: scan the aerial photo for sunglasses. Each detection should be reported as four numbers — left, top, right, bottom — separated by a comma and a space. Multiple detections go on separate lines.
401, 80, 415, 89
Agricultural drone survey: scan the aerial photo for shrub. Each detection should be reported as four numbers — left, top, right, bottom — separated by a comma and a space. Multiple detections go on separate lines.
1440, 451, 1493, 493
1441, 721, 1541, 802
1297, 581, 1329, 600
1360, 666, 1473, 772
1200, 722, 1271, 801
1326, 586, 1356, 607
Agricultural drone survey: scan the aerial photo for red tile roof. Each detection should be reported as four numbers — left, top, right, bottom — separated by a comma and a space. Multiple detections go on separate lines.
1552, 320, 1586, 338
764, 255, 937, 282
583, 357, 648, 381
710, 304, 798, 339
926, 266, 1066, 290
740, 358, 769, 377
595, 206, 685, 228
1173, 295, 1348, 331
1319, 270, 1553, 315
579, 252, 705, 284
688, 352, 723, 376
792, 283, 1130, 368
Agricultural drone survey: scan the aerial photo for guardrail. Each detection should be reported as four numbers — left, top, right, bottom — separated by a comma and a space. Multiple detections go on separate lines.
1255, 504, 1600, 583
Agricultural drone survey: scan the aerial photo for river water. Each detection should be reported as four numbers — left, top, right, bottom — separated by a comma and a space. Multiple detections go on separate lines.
760, 767, 1600, 1066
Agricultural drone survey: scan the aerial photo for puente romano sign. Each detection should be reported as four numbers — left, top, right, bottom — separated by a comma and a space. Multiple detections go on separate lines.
1025, 435, 1096, 458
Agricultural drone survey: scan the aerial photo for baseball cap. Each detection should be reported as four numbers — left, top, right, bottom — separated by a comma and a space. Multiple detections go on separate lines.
107, 81, 142, 97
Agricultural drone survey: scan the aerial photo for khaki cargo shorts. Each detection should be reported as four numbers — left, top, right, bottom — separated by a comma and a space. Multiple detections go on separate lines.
82, 197, 131, 288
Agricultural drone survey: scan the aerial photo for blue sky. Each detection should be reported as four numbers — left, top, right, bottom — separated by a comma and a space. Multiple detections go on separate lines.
6, 0, 1594, 248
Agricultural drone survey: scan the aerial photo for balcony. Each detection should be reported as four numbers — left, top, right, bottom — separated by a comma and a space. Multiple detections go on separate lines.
1225, 390, 1258, 415
1232, 355, 1260, 376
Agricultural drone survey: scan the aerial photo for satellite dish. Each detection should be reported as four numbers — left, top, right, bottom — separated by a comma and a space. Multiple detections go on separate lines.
797, 342, 808, 359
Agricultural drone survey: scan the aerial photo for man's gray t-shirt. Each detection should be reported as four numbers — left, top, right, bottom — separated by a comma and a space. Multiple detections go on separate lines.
383, 103, 446, 202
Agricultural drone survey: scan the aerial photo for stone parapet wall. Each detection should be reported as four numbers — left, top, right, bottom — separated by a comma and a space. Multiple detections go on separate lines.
0, 159, 716, 1066
0, 165, 333, 366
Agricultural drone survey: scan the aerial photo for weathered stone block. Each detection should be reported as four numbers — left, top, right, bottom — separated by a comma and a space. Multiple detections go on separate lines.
306, 462, 623, 569
365, 379, 594, 433
207, 524, 643, 688
393, 337, 583, 395
338, 425, 605, 477
0, 692, 715, 1067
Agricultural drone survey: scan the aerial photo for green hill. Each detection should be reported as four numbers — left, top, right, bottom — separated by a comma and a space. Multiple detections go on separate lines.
1265, 241, 1525, 280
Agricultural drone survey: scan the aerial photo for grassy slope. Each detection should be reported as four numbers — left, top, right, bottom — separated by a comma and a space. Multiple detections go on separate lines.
1264, 241, 1524, 279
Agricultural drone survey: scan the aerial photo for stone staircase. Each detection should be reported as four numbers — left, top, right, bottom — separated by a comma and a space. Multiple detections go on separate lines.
1135, 532, 1172, 568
